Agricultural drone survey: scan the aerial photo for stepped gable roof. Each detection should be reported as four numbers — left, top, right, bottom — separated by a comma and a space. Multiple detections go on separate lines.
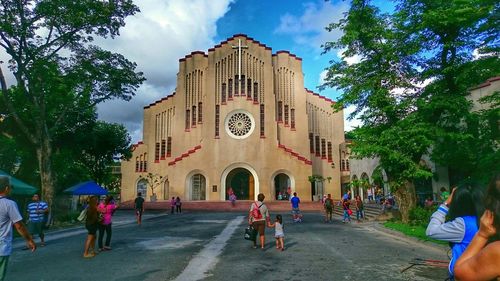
144, 92, 176, 109
179, 51, 208, 62
131, 141, 144, 151
469, 76, 500, 91
208, 34, 273, 53
273, 50, 302, 61
305, 88, 335, 104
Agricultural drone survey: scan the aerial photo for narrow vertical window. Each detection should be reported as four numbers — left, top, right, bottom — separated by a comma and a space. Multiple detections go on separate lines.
143, 153, 148, 172
321, 139, 326, 159
328, 142, 333, 162
222, 83, 227, 103
260, 104, 265, 137
161, 140, 166, 159
234, 76, 239, 96
135, 157, 139, 172
185, 110, 190, 130
155, 142, 160, 161
139, 155, 143, 172
247, 79, 252, 100
291, 108, 295, 129
167, 137, 172, 157
284, 105, 289, 126
346, 159, 350, 171
309, 133, 314, 153
341, 160, 346, 171
277, 101, 283, 122
198, 102, 203, 123
215, 105, 220, 138
192, 106, 196, 126
315, 136, 320, 157
228, 79, 233, 99
253, 82, 258, 103
241, 75, 245, 96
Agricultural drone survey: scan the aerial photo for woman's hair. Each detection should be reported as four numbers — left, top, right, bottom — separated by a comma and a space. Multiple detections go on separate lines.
276, 214, 282, 224
257, 193, 265, 202
448, 183, 484, 223
485, 174, 500, 241
88, 196, 98, 208
105, 195, 113, 204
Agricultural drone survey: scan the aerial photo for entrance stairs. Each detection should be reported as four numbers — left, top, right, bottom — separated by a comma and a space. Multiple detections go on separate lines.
120, 200, 384, 220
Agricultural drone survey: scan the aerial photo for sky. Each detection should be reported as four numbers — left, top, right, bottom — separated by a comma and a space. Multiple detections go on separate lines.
1, 0, 396, 144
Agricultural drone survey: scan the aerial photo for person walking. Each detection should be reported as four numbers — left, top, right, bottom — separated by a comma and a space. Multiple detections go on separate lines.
426, 184, 484, 279
97, 195, 117, 251
324, 194, 334, 223
267, 214, 285, 251
170, 197, 175, 214
83, 196, 99, 258
134, 192, 145, 225
342, 196, 352, 223
229, 193, 237, 207
290, 192, 302, 223
175, 197, 182, 213
248, 193, 270, 250
0, 176, 36, 281
26, 193, 49, 247
355, 195, 364, 222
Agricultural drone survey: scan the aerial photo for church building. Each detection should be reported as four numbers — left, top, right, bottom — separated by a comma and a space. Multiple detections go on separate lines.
120, 34, 345, 203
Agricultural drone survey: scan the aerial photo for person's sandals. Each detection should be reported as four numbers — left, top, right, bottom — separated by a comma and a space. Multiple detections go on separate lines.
83, 253, 95, 258
103, 246, 112, 251
40, 242, 46, 247
252, 245, 257, 249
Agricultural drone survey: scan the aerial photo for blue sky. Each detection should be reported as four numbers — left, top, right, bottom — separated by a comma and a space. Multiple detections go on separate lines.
0, 0, 394, 143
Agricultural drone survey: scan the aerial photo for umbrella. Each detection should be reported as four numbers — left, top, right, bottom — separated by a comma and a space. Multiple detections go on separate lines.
0, 170, 38, 195
64, 181, 108, 195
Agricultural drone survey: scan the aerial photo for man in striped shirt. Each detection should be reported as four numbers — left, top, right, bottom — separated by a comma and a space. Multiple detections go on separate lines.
26, 194, 48, 247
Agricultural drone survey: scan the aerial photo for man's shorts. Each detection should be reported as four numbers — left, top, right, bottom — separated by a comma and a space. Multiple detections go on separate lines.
28, 221, 44, 236
135, 209, 143, 217
0, 255, 9, 281
292, 208, 301, 215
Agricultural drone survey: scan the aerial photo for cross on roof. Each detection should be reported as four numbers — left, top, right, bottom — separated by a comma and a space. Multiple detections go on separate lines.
232, 39, 248, 81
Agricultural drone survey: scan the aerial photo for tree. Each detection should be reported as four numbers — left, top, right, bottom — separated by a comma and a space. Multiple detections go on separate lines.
139, 173, 163, 201
0, 1, 145, 209
322, 0, 499, 221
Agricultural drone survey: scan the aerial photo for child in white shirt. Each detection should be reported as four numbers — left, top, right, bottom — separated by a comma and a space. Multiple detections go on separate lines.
268, 214, 285, 251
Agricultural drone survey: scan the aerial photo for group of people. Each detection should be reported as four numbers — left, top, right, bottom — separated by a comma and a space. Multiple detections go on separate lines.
248, 193, 285, 251
82, 194, 117, 258
426, 174, 500, 280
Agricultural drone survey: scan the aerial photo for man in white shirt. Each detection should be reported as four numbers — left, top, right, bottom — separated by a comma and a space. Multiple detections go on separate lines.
0, 176, 36, 281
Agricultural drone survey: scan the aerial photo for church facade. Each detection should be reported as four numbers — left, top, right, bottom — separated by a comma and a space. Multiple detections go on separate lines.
120, 34, 345, 203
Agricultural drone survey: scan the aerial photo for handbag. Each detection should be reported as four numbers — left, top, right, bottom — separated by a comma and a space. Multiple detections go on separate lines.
244, 225, 257, 241
77, 208, 87, 222
347, 209, 353, 216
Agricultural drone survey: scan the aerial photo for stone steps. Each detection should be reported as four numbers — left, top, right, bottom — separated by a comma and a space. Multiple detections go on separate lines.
120, 200, 384, 220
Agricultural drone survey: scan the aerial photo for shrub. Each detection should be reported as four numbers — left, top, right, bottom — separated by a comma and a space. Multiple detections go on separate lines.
409, 206, 434, 227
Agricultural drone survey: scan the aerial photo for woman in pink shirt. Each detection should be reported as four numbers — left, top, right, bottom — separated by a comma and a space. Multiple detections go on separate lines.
97, 195, 117, 251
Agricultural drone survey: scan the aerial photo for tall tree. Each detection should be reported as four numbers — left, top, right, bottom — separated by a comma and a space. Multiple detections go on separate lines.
322, 0, 498, 221
0, 1, 145, 209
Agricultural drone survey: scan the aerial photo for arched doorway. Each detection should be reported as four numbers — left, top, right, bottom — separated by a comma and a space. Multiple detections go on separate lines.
190, 174, 206, 200
226, 168, 254, 200
360, 173, 370, 200
274, 173, 290, 200
163, 179, 170, 200
136, 179, 148, 198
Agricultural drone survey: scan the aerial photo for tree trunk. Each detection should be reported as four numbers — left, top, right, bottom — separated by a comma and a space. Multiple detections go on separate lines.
394, 181, 416, 223
36, 137, 55, 210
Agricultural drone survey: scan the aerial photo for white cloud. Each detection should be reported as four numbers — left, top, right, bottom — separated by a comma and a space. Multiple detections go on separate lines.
94, 0, 235, 143
343, 105, 362, 131
274, 1, 349, 51
336, 48, 363, 65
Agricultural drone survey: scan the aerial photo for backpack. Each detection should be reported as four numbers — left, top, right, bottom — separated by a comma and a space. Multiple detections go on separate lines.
251, 202, 262, 219
325, 199, 332, 209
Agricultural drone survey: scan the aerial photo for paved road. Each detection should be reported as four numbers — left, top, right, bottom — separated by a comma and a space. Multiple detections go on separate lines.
7, 210, 449, 281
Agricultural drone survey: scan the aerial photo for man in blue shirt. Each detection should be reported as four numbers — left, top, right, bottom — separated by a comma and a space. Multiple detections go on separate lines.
291, 192, 302, 222
26, 194, 49, 246
0, 176, 36, 281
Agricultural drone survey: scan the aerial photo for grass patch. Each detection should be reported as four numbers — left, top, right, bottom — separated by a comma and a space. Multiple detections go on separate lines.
383, 220, 448, 245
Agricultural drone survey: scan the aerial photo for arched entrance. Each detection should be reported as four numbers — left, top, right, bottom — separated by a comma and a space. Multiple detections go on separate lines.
226, 168, 254, 200
163, 179, 170, 200
274, 173, 290, 200
136, 179, 148, 198
190, 174, 206, 200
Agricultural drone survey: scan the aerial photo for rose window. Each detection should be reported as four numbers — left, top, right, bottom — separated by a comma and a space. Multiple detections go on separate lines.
225, 110, 255, 139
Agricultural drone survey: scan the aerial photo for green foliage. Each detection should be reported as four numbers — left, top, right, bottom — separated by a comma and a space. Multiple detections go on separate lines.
408, 206, 434, 227
0, 0, 144, 205
383, 220, 447, 245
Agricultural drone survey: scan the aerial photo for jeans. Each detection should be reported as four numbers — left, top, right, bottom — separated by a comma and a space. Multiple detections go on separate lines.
98, 223, 112, 248
356, 209, 364, 220
343, 210, 351, 222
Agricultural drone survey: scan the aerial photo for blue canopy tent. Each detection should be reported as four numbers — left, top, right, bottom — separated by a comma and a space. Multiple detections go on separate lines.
64, 181, 108, 195
0, 170, 38, 196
